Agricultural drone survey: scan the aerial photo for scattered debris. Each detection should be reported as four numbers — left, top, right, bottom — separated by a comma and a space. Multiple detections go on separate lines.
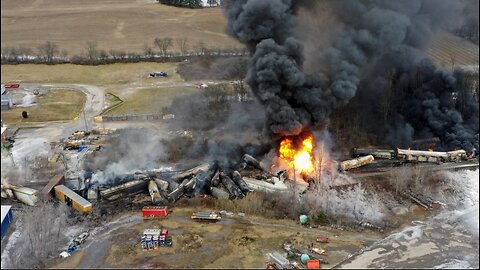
266, 252, 290, 269
316, 236, 329, 244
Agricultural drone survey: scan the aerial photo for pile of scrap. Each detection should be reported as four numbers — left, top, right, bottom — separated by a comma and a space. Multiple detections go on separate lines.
62, 129, 115, 151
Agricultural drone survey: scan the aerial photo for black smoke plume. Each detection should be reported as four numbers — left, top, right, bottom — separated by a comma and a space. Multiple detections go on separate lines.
225, 0, 478, 151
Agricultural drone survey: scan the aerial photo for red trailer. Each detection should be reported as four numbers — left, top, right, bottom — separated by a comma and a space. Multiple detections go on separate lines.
142, 206, 168, 218
4, 84, 20, 89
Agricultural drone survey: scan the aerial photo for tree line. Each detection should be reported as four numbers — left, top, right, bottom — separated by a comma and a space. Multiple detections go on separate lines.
157, 0, 220, 8
1, 37, 247, 65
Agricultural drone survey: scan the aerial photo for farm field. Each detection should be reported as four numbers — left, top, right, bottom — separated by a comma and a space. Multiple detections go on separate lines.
0, 0, 242, 56
426, 30, 479, 68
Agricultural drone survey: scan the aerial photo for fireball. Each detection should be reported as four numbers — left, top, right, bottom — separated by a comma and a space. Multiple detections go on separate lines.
279, 133, 315, 174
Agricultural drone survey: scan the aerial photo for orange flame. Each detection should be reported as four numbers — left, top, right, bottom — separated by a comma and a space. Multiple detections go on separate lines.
279, 134, 315, 174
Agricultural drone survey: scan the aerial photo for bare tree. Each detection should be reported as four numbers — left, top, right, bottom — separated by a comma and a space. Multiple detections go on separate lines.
86, 41, 99, 62
37, 41, 59, 64
99, 50, 109, 62
176, 37, 189, 56
143, 43, 154, 58
6, 202, 69, 268
60, 49, 69, 61
153, 37, 173, 56
195, 41, 208, 55
18, 46, 32, 62
450, 53, 456, 72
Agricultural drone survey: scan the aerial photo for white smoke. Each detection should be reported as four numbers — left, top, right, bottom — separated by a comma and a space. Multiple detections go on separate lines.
87, 129, 169, 185
434, 169, 479, 240
302, 173, 393, 226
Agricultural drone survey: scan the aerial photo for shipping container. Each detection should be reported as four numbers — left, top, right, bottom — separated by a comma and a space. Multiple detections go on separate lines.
12, 186, 39, 206
1, 205, 13, 238
41, 175, 65, 201
54, 185, 92, 213
142, 206, 168, 218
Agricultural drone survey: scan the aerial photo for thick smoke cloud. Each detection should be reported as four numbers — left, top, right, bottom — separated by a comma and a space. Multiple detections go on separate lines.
225, 0, 478, 151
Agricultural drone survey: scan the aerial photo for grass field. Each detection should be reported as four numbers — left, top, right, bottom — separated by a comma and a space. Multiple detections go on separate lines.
1, 62, 182, 85
1, 89, 86, 124
107, 86, 197, 115
1, 0, 241, 56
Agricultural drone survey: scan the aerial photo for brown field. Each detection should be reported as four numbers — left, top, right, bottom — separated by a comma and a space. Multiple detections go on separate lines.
1, 89, 86, 124
426, 31, 479, 68
1, 0, 242, 55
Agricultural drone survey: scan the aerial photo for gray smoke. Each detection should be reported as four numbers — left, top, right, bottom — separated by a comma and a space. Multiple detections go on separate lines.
225, 0, 478, 150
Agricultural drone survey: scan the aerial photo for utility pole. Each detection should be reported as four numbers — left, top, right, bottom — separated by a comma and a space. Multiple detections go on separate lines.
82, 110, 89, 131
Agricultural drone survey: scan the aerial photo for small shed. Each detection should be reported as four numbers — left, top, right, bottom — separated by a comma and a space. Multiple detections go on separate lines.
1, 95, 13, 111
1, 205, 13, 238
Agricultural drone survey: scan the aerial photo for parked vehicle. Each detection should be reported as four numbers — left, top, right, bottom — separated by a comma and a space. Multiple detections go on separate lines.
67, 242, 77, 253
166, 236, 172, 247
74, 232, 89, 245
59, 251, 71, 258
149, 72, 168, 78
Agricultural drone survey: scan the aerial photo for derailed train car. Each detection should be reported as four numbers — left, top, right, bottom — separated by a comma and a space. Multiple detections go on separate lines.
396, 148, 467, 163
54, 185, 92, 213
99, 179, 148, 201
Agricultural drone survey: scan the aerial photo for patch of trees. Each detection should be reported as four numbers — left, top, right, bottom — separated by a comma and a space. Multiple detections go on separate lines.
5, 202, 69, 269
1, 38, 247, 65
